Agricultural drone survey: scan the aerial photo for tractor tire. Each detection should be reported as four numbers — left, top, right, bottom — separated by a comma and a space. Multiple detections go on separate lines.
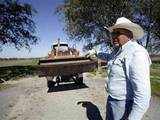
47, 81, 56, 88
46, 76, 56, 88
56, 76, 61, 86
77, 76, 83, 85
74, 74, 83, 85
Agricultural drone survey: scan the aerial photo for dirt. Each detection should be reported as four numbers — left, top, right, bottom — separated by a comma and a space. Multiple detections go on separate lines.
0, 74, 159, 120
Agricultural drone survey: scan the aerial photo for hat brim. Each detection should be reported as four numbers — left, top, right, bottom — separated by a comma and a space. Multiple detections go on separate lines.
107, 23, 144, 40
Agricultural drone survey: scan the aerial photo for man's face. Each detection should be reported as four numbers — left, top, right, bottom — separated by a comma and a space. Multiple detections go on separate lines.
111, 28, 131, 47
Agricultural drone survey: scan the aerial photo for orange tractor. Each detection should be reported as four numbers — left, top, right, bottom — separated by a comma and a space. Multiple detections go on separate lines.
38, 39, 98, 88
48, 39, 79, 59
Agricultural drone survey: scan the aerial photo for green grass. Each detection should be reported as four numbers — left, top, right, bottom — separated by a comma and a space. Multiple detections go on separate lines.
0, 58, 40, 80
0, 59, 39, 67
0, 66, 38, 81
0, 58, 39, 91
89, 68, 98, 75
150, 63, 160, 96
151, 63, 160, 69
151, 80, 160, 97
0, 84, 13, 91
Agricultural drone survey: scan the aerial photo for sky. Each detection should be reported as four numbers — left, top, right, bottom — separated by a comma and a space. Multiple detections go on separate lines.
0, 0, 84, 58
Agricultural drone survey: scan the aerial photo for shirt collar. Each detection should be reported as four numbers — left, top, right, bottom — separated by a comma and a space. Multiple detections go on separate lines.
121, 40, 133, 51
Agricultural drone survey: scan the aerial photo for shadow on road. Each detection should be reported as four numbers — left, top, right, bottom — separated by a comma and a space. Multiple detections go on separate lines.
77, 101, 103, 120
47, 83, 88, 93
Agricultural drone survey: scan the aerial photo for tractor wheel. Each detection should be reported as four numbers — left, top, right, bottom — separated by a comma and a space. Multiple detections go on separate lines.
74, 74, 83, 85
47, 81, 56, 88
56, 76, 61, 86
46, 76, 56, 88
77, 76, 83, 85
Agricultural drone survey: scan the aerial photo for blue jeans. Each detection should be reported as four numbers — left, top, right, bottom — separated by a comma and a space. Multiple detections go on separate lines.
106, 96, 133, 120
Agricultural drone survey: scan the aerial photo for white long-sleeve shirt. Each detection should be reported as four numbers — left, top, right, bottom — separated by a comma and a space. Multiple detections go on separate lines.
99, 40, 151, 120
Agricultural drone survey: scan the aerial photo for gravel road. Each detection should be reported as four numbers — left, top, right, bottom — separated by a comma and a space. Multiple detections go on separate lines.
0, 73, 159, 120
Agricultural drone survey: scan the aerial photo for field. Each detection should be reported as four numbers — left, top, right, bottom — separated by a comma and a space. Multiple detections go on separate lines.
0, 58, 39, 67
150, 63, 160, 96
0, 58, 39, 90
0, 58, 160, 96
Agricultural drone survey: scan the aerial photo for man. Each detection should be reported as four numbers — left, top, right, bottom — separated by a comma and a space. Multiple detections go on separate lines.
104, 17, 151, 120
89, 17, 151, 120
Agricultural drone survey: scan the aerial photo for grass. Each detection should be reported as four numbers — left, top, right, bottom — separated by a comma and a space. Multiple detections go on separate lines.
150, 63, 160, 96
89, 68, 107, 78
0, 65, 38, 91
151, 62, 160, 69
0, 58, 39, 80
0, 84, 13, 91
151, 81, 160, 97
0, 58, 39, 91
0, 58, 39, 67
0, 66, 38, 81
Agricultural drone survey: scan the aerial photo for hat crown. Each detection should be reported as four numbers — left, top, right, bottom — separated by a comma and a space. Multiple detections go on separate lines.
116, 17, 132, 25
107, 17, 144, 40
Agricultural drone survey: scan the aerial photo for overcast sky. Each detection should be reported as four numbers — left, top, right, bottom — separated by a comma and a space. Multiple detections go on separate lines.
0, 0, 84, 58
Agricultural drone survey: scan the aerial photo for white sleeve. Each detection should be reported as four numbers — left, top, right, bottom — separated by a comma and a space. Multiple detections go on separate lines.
128, 50, 151, 120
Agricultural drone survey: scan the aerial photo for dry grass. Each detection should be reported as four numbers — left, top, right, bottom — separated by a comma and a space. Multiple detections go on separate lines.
0, 58, 39, 67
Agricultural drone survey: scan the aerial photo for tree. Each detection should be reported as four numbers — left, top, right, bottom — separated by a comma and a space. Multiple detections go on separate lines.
56, 0, 133, 50
134, 0, 160, 54
0, 0, 38, 51
57, 0, 160, 53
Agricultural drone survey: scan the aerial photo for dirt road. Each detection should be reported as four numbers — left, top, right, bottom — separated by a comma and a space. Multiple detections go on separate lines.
0, 74, 160, 120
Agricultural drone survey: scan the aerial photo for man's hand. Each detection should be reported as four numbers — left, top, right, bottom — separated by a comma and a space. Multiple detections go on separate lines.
85, 49, 97, 58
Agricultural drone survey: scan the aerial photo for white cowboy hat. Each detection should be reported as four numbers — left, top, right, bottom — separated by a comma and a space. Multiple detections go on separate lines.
105, 17, 144, 40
